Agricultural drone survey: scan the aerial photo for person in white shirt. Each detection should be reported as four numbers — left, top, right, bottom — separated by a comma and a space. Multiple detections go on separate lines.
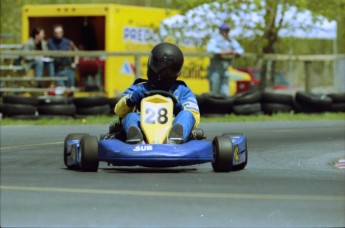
206, 23, 244, 96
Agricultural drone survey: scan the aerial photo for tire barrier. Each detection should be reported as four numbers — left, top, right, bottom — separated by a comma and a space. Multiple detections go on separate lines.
261, 92, 293, 106
37, 104, 76, 116
234, 91, 262, 105
327, 93, 345, 113
38, 96, 73, 106
0, 103, 37, 117
1, 92, 344, 119
199, 94, 234, 115
73, 96, 113, 116
295, 92, 332, 113
76, 104, 111, 116
233, 103, 262, 115
73, 96, 109, 108
3, 95, 39, 106
1, 96, 38, 118
261, 103, 292, 115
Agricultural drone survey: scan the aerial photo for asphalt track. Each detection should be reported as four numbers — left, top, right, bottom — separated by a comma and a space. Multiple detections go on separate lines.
1, 120, 345, 227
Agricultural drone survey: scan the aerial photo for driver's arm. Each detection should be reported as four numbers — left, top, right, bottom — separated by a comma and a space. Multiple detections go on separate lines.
114, 95, 135, 118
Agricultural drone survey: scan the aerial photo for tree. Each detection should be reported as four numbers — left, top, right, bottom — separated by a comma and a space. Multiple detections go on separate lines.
168, 0, 343, 91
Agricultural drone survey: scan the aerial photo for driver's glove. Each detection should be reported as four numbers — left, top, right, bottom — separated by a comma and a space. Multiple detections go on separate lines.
126, 89, 145, 107
174, 102, 184, 115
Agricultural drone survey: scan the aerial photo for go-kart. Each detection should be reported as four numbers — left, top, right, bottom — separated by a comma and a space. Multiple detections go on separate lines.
63, 90, 248, 172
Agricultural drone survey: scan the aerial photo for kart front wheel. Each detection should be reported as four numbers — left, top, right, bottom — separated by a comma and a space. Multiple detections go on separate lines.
64, 133, 89, 169
212, 136, 233, 172
80, 135, 99, 172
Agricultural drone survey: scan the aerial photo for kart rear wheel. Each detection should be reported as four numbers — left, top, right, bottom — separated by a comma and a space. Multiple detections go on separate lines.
212, 136, 234, 172
64, 133, 89, 169
80, 135, 99, 172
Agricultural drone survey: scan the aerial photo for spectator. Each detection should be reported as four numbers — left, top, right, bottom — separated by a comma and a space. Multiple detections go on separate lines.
206, 22, 244, 96
47, 24, 78, 87
23, 27, 54, 86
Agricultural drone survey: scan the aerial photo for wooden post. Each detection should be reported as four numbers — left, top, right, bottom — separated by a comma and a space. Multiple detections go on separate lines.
304, 61, 312, 93
135, 54, 141, 79
266, 60, 273, 91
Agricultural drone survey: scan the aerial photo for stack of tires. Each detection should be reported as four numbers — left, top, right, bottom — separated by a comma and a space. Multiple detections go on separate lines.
37, 96, 76, 117
261, 92, 294, 115
73, 96, 111, 116
0, 96, 38, 119
328, 93, 345, 112
233, 91, 262, 115
294, 92, 332, 113
198, 94, 234, 116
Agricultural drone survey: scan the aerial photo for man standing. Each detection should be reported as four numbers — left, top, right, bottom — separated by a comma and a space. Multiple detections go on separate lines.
23, 27, 54, 85
206, 23, 244, 96
47, 24, 78, 87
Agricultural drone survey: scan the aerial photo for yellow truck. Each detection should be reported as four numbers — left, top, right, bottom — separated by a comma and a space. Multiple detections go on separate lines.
22, 4, 251, 97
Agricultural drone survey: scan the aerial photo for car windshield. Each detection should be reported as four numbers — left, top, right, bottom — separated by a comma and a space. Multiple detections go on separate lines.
253, 70, 289, 86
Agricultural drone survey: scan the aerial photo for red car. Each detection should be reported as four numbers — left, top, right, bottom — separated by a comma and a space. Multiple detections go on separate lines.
236, 67, 290, 90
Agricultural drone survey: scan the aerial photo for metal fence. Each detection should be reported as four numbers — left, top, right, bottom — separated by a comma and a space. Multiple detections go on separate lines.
1, 48, 344, 93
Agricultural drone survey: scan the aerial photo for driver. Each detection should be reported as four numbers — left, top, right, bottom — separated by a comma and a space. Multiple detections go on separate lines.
115, 42, 200, 144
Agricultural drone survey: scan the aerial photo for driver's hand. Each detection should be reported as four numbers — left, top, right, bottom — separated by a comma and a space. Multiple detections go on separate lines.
174, 102, 184, 115
126, 89, 145, 107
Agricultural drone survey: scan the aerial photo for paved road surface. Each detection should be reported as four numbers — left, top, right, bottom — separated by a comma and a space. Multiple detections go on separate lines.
1, 121, 344, 227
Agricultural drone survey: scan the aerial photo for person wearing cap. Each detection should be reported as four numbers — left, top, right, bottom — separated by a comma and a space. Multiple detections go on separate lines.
206, 22, 244, 96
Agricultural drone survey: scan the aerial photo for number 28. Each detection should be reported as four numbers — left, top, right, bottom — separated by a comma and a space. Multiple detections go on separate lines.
145, 107, 168, 124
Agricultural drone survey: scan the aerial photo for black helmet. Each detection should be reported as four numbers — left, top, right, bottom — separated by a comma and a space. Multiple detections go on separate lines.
147, 42, 184, 90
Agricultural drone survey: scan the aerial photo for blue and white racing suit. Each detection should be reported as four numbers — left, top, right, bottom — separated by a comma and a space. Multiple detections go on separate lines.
115, 79, 200, 142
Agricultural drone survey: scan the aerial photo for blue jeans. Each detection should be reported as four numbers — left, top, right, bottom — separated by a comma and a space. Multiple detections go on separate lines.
123, 110, 196, 142
31, 60, 55, 78
207, 60, 231, 96
55, 67, 75, 87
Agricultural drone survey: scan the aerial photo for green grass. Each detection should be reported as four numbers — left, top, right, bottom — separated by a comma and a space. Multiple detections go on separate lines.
1, 112, 344, 126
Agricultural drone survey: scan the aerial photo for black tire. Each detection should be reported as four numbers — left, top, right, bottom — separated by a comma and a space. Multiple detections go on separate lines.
200, 95, 234, 115
327, 93, 345, 103
38, 104, 76, 116
233, 103, 261, 115
0, 103, 37, 116
261, 92, 293, 105
38, 96, 73, 106
212, 136, 234, 172
295, 92, 332, 111
3, 96, 39, 106
73, 96, 109, 108
80, 135, 99, 172
234, 91, 261, 105
262, 103, 292, 115
329, 103, 345, 112
64, 133, 89, 169
76, 105, 111, 115
222, 133, 248, 171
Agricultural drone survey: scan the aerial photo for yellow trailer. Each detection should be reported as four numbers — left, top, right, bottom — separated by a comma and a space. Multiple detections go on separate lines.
22, 4, 250, 97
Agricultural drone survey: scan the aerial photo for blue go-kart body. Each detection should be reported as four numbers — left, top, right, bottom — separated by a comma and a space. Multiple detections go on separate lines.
64, 90, 247, 172
98, 139, 213, 167
65, 133, 247, 171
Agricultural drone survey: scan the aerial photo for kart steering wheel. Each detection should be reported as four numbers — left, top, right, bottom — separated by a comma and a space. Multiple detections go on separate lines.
143, 90, 178, 105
